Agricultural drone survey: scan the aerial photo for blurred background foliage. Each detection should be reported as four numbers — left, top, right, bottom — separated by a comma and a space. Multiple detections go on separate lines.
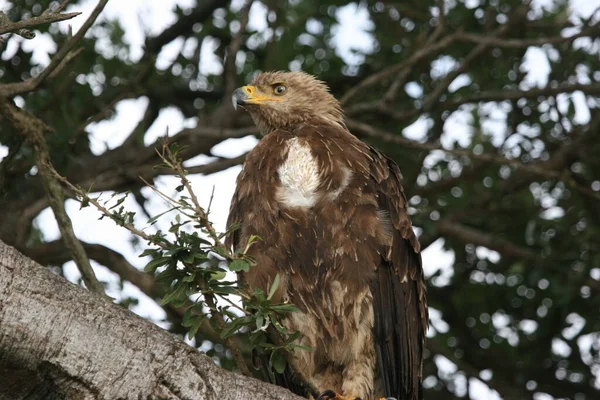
1, 0, 599, 398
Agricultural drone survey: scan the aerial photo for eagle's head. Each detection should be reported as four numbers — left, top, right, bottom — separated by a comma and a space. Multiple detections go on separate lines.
232, 71, 343, 134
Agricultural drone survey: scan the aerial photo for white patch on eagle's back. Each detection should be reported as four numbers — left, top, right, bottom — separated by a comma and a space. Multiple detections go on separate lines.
276, 137, 321, 208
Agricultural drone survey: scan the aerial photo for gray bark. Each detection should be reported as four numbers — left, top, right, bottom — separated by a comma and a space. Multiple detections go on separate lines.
0, 240, 303, 400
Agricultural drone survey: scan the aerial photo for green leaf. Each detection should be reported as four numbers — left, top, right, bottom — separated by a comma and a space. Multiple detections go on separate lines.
186, 315, 206, 340
270, 351, 286, 374
267, 274, 280, 301
291, 344, 314, 352
270, 304, 300, 313
210, 270, 227, 281
229, 259, 250, 272
210, 285, 238, 295
256, 314, 264, 330
220, 316, 253, 339
139, 248, 159, 257
147, 206, 178, 225
144, 256, 171, 273
160, 281, 188, 306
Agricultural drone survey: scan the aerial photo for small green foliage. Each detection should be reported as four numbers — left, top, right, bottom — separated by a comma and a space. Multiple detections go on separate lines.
69, 142, 305, 377
228, 259, 250, 272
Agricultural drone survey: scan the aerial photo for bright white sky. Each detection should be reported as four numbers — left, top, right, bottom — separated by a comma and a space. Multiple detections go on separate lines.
1, 0, 599, 398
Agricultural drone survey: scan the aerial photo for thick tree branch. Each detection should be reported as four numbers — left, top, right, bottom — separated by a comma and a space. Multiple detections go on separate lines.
0, 240, 302, 400
22, 239, 253, 357
25, 241, 160, 298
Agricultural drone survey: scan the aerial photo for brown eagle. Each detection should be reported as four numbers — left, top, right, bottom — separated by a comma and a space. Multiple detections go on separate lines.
227, 71, 427, 400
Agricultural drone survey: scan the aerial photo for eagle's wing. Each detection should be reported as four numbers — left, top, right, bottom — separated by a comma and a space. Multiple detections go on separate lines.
369, 147, 428, 399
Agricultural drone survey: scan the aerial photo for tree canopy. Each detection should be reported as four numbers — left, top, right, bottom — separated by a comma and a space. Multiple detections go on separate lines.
1, 0, 599, 399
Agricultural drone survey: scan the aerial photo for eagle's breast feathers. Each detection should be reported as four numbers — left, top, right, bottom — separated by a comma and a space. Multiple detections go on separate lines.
276, 137, 322, 208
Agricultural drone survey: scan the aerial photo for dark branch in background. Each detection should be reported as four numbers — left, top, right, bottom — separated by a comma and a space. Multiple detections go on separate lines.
436, 219, 539, 260
223, 0, 254, 98
143, 0, 225, 56
340, 33, 460, 105
0, 0, 109, 97
427, 339, 528, 400
383, 0, 447, 103
0, 98, 105, 296
422, 14, 523, 113
454, 21, 600, 48
0, 137, 24, 190
346, 119, 600, 202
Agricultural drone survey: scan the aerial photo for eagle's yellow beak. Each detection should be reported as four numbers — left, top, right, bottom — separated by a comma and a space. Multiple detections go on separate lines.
232, 85, 282, 110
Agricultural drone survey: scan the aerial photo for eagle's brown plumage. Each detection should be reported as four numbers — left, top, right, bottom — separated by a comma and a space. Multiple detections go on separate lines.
227, 71, 427, 400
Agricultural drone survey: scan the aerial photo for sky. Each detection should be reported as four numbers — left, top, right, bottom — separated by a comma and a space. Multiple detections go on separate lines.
1, 0, 599, 398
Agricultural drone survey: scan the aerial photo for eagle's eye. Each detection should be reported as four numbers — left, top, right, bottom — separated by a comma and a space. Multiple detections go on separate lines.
273, 84, 287, 96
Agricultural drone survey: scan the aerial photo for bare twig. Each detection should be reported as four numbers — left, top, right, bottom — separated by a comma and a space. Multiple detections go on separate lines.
0, 98, 106, 296
158, 146, 227, 252
0, 10, 81, 38
47, 47, 84, 80
0, 0, 110, 97
53, 169, 169, 249
53, 0, 76, 14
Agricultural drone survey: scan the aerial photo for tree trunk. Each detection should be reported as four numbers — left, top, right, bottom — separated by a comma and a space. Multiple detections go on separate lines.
0, 240, 302, 400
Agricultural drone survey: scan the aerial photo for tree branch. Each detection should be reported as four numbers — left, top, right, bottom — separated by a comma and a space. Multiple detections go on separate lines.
454, 22, 600, 48
144, 0, 225, 56
0, 9, 81, 38
0, 98, 105, 296
346, 119, 600, 202
223, 0, 254, 98
436, 219, 539, 260
340, 33, 460, 105
0, 240, 302, 400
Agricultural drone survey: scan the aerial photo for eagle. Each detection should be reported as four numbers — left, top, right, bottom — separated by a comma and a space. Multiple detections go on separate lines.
227, 71, 427, 400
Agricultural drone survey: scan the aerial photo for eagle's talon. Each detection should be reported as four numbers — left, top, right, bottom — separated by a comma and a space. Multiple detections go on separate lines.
316, 390, 336, 400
